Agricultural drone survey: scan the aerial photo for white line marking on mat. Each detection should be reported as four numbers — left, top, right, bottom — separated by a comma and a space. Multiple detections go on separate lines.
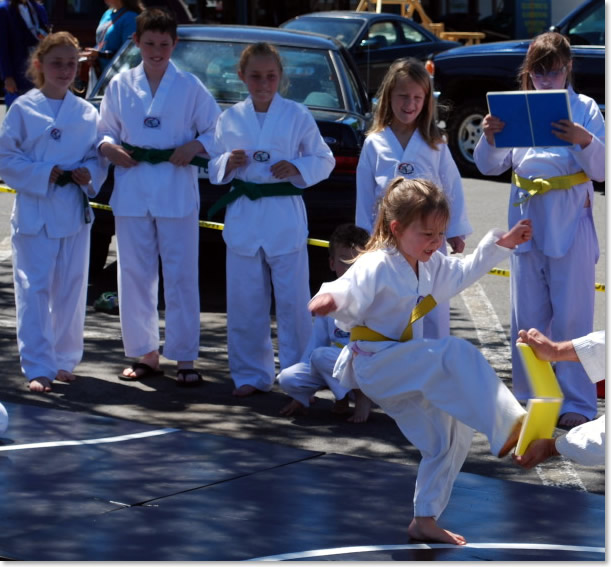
0, 427, 179, 451
248, 542, 605, 561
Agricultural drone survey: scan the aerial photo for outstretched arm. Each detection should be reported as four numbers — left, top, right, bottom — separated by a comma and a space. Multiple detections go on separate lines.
496, 219, 532, 249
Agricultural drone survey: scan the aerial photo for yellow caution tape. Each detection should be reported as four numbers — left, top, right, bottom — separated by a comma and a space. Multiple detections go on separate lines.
0, 184, 604, 292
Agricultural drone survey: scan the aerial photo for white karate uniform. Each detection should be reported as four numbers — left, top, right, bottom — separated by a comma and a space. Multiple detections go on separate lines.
356, 128, 472, 338
474, 86, 605, 419
208, 93, 335, 391
98, 61, 220, 361
315, 230, 526, 519
277, 315, 351, 407
555, 331, 605, 466
0, 89, 107, 381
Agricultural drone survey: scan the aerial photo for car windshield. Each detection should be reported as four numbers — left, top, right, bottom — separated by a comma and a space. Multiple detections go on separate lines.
95, 39, 345, 111
282, 18, 363, 47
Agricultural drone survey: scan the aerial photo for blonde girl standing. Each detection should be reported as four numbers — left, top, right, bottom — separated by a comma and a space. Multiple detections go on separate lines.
311, 177, 531, 545
474, 32, 605, 429
208, 42, 335, 397
356, 58, 472, 339
0, 32, 107, 392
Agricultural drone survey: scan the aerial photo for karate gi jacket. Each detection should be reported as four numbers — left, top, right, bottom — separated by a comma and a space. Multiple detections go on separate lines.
474, 86, 605, 258
98, 61, 220, 218
208, 93, 335, 257
0, 89, 106, 238
356, 127, 472, 238
315, 229, 512, 389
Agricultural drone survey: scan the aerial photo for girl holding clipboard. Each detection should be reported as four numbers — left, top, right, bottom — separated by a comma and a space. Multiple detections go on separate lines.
474, 31, 605, 430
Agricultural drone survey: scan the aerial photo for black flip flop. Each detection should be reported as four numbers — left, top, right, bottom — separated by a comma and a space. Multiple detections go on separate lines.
176, 368, 203, 388
118, 362, 164, 381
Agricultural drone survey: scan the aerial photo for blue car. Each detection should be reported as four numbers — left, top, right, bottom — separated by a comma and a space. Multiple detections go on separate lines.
281, 11, 459, 97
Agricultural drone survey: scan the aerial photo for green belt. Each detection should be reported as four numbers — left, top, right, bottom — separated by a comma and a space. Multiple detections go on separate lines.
121, 142, 209, 168
207, 179, 302, 219
55, 170, 91, 224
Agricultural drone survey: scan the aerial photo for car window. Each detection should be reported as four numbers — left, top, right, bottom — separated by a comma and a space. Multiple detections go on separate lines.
398, 21, 428, 44
367, 21, 399, 47
566, 1, 605, 45
282, 18, 363, 47
94, 40, 343, 111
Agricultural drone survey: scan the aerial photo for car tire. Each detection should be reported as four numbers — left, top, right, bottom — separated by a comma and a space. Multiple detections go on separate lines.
446, 99, 486, 177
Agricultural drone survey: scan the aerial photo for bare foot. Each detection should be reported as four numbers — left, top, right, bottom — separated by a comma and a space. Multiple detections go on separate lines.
498, 416, 524, 457
347, 390, 372, 423
558, 412, 589, 430
29, 377, 53, 393
232, 384, 259, 397
56, 369, 76, 382
331, 395, 350, 415
408, 517, 467, 545
121, 351, 160, 379
280, 399, 308, 416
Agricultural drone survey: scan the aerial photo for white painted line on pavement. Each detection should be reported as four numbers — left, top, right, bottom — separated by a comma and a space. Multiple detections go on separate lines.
0, 427, 180, 451
459, 281, 586, 492
248, 542, 604, 561
0, 236, 11, 262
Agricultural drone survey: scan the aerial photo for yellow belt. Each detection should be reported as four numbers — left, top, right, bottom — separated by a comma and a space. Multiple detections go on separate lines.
512, 171, 589, 206
332, 341, 345, 349
350, 294, 437, 343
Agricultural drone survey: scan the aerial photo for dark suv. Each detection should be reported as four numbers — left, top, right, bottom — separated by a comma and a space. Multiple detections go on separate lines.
426, 0, 604, 176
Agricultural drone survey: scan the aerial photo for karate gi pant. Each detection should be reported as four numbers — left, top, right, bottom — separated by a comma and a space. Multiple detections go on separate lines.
278, 346, 350, 406
510, 208, 597, 418
226, 245, 312, 391
347, 336, 526, 519
12, 223, 91, 381
115, 211, 200, 362
423, 241, 450, 339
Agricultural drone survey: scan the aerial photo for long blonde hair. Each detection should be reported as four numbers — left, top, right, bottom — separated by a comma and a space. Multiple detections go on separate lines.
26, 31, 80, 89
369, 58, 444, 150
359, 177, 449, 256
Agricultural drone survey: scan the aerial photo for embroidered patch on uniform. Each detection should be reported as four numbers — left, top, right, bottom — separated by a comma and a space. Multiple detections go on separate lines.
144, 116, 161, 128
397, 162, 414, 175
50, 128, 61, 140
253, 150, 270, 162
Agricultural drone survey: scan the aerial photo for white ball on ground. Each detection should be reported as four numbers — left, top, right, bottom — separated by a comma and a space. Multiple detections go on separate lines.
0, 402, 8, 435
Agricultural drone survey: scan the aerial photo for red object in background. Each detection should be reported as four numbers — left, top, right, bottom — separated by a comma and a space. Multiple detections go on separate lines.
596, 380, 605, 398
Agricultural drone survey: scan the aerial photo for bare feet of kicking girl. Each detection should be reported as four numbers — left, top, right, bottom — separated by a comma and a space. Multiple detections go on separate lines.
408, 516, 467, 546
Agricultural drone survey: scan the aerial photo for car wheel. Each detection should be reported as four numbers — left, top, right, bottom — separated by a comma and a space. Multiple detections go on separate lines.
446, 100, 486, 177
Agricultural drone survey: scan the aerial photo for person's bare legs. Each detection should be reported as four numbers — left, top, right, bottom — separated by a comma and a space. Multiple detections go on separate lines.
56, 369, 76, 382
408, 517, 466, 545
347, 389, 372, 423
279, 399, 308, 416
121, 350, 160, 378
28, 377, 53, 393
